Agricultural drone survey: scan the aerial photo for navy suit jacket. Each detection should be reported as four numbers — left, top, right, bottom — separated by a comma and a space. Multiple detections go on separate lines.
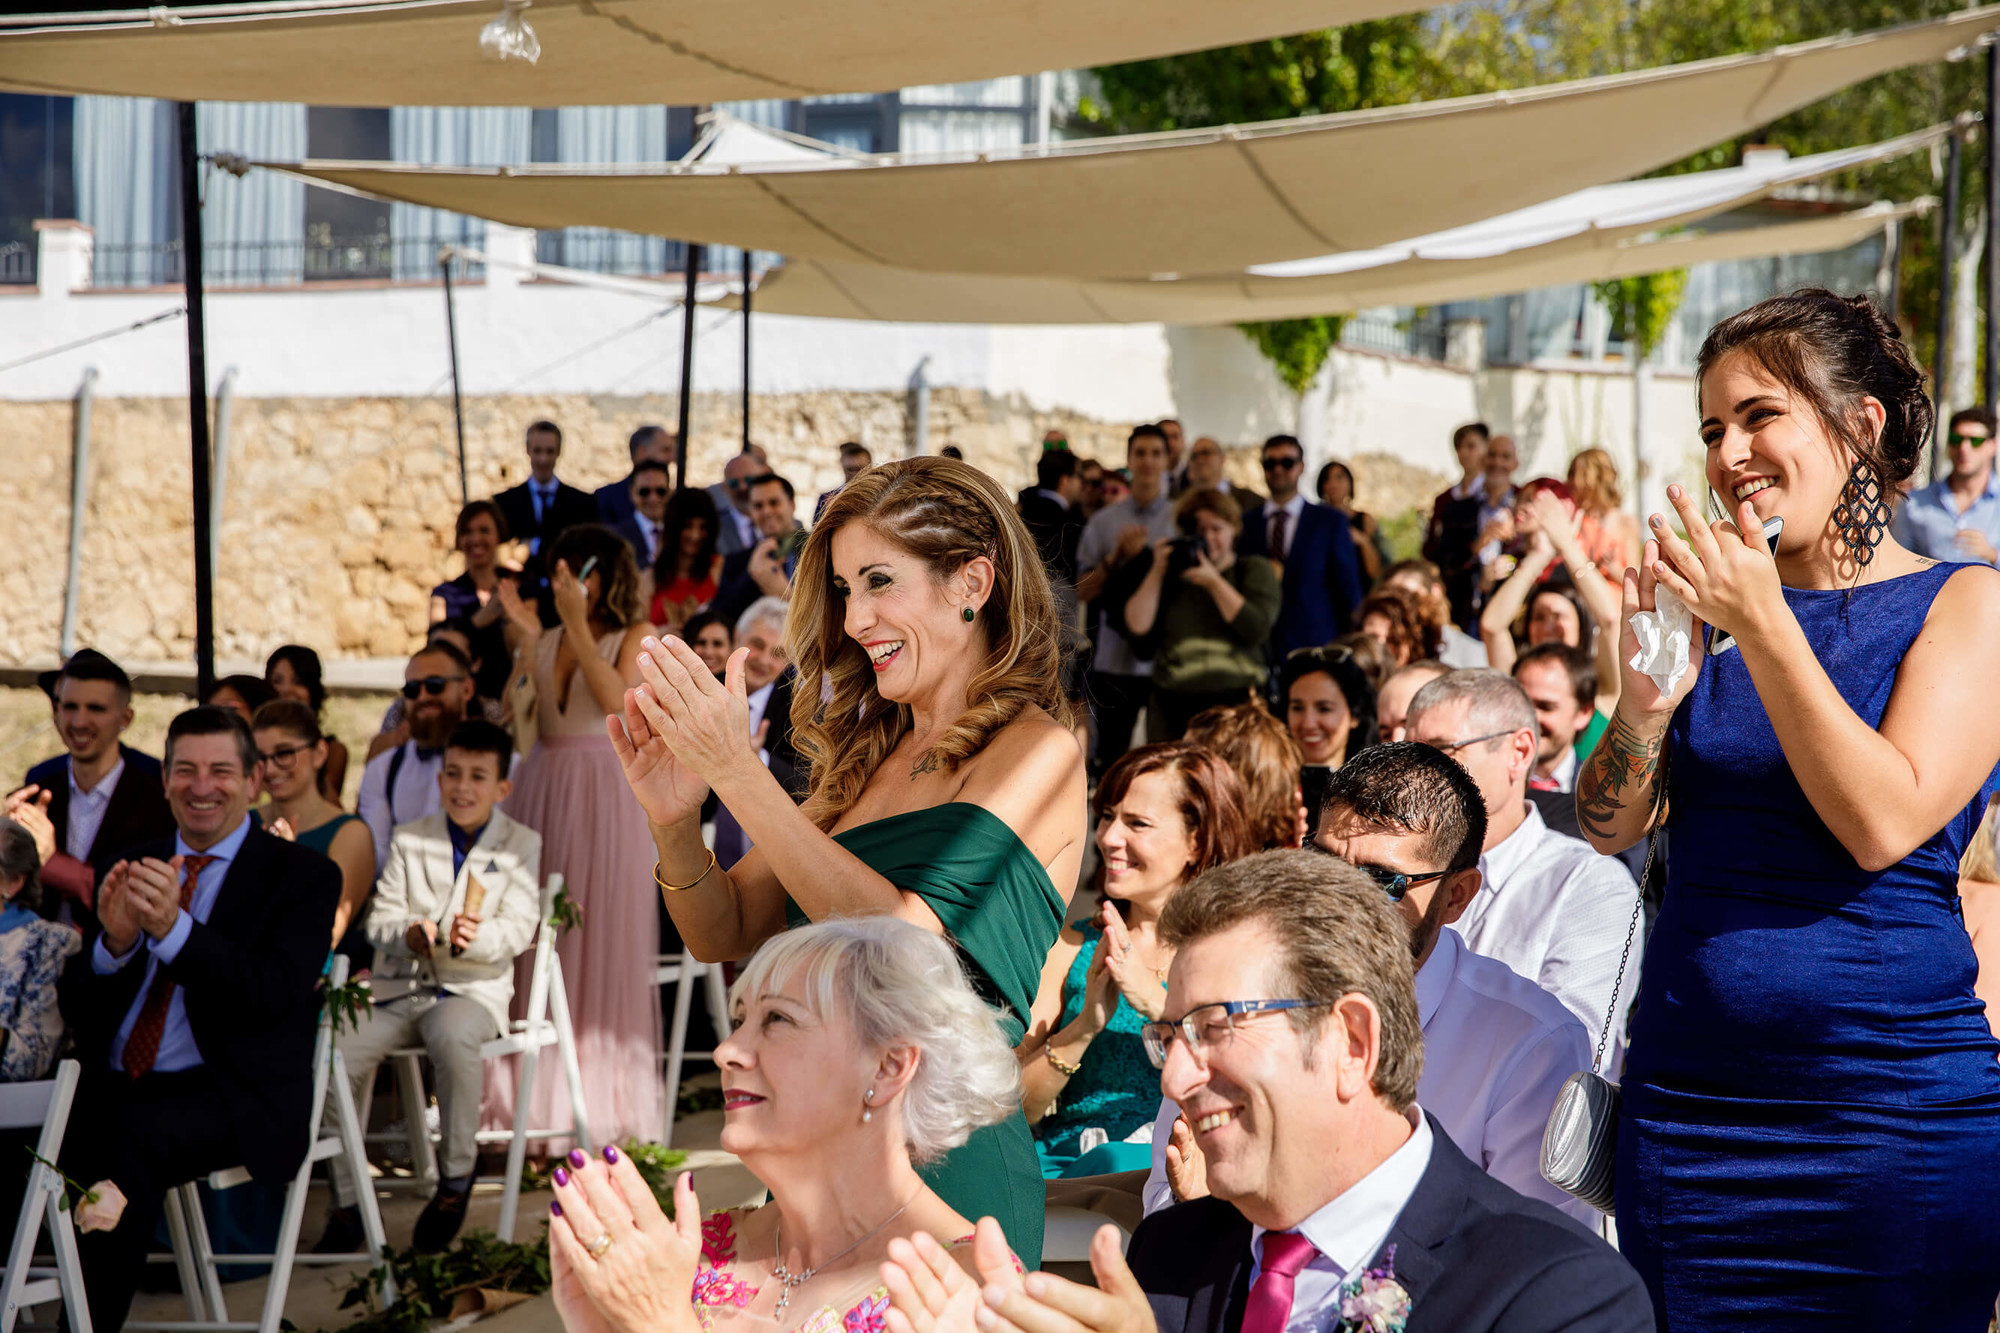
595, 473, 638, 527
1235, 500, 1366, 658
1130, 1116, 1652, 1333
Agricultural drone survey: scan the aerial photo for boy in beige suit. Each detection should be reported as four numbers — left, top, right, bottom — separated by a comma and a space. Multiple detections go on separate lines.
319, 720, 542, 1253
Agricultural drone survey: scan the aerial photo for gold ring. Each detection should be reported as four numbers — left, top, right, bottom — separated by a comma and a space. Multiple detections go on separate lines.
586, 1231, 615, 1258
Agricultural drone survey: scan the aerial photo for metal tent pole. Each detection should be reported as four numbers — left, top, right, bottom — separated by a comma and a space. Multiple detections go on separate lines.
441, 249, 469, 503
178, 101, 216, 698
1934, 127, 1963, 482
741, 248, 752, 455
674, 242, 702, 491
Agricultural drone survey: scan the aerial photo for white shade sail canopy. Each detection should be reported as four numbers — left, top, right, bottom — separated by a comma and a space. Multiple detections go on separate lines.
261, 7, 1996, 281
0, 0, 1436, 107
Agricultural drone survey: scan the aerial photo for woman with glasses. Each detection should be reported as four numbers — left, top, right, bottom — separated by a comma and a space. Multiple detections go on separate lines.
252, 699, 375, 956
495, 523, 663, 1148
1018, 743, 1250, 1178
647, 488, 725, 631
431, 499, 522, 703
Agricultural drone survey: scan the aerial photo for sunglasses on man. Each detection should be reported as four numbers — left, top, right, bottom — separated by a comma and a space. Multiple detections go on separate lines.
1948, 431, 1993, 449
635, 486, 671, 498
401, 675, 466, 700
1262, 455, 1304, 472
1302, 842, 1455, 902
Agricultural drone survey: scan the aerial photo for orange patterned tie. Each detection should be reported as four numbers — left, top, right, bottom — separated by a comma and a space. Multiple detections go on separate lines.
120, 855, 216, 1079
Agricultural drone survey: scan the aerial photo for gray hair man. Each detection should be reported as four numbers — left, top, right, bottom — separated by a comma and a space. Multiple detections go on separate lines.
714, 596, 800, 866
1403, 669, 1638, 1055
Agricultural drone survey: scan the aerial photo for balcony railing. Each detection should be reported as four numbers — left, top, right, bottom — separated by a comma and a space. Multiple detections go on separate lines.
1340, 309, 1449, 362
0, 241, 34, 285
88, 236, 486, 289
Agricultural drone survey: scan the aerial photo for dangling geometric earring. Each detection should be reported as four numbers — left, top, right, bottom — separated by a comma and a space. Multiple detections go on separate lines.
1832, 460, 1891, 567
962, 605, 976, 623
862, 1088, 875, 1123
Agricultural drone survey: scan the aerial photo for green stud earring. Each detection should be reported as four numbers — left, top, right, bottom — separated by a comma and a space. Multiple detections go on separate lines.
962, 606, 976, 623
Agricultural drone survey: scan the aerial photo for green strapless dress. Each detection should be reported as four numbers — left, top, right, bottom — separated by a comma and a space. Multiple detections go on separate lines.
785, 803, 1066, 1267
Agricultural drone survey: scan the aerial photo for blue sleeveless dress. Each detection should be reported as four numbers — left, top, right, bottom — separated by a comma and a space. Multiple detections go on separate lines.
1617, 563, 2000, 1330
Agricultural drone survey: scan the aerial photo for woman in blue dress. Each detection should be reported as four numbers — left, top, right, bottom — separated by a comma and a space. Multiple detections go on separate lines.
1578, 289, 2000, 1329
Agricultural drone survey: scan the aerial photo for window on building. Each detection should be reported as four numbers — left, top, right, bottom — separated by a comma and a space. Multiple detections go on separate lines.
305, 106, 391, 278
0, 95, 76, 282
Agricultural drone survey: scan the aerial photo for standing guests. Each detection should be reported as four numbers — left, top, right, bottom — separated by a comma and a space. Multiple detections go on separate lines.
707, 450, 765, 557
1566, 446, 1642, 577
1236, 434, 1365, 660
1017, 448, 1086, 588
1114, 489, 1280, 740
1893, 404, 2000, 565
356, 642, 476, 874
1019, 743, 1250, 1178
494, 420, 597, 623
613, 456, 1086, 1260
252, 701, 374, 955
12, 649, 174, 912
593, 424, 674, 528
1185, 701, 1305, 851
610, 458, 673, 569
1583, 291, 2000, 1327
646, 486, 725, 630
264, 645, 348, 802
430, 498, 522, 704
322, 720, 542, 1255
1383, 558, 1487, 667
493, 523, 660, 1147
1479, 485, 1622, 730
1404, 670, 1636, 1052
1184, 435, 1259, 506
0, 818, 79, 1081
711, 472, 806, 627
1472, 434, 1522, 598
58, 707, 340, 1333
1423, 420, 1492, 627
814, 441, 874, 520
1317, 457, 1388, 583
1077, 425, 1178, 772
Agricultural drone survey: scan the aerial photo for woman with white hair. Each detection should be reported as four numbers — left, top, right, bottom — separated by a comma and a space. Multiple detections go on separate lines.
545, 917, 1023, 1333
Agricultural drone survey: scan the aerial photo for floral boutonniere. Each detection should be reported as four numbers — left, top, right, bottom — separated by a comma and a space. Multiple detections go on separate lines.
1334, 1245, 1409, 1333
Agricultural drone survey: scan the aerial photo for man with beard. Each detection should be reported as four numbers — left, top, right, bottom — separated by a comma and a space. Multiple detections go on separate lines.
357, 643, 476, 873
1141, 743, 1591, 1222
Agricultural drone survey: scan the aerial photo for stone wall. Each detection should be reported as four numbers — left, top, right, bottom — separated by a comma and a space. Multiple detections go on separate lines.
0, 388, 1153, 666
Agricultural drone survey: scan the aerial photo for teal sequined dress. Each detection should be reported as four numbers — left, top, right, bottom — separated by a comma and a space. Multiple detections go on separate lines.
784, 803, 1065, 1265
1031, 927, 1161, 1177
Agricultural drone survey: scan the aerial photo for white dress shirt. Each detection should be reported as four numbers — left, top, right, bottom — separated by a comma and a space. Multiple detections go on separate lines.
1143, 930, 1590, 1221
66, 754, 126, 863
357, 741, 447, 874
1466, 803, 1638, 1054
634, 512, 662, 566
726, 503, 756, 552
1250, 1109, 1432, 1332
93, 814, 254, 1074
745, 680, 776, 766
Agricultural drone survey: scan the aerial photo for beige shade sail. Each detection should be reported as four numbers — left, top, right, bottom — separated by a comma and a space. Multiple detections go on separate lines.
0, 0, 1436, 107
740, 203, 1925, 325
261, 6, 1997, 280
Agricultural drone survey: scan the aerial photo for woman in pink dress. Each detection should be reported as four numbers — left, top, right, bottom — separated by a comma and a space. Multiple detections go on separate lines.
490, 523, 661, 1146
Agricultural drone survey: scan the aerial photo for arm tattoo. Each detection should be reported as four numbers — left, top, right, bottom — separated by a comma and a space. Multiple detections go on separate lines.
1576, 713, 1668, 842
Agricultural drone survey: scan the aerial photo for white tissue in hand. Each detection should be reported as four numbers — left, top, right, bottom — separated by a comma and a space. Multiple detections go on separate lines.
1628, 584, 1693, 695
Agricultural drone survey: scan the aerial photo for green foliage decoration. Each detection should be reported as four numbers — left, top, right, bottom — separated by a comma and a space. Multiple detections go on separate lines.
1236, 317, 1346, 396
1591, 269, 1691, 360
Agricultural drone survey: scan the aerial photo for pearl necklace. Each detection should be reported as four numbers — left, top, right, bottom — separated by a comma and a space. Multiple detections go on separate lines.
770, 1191, 919, 1321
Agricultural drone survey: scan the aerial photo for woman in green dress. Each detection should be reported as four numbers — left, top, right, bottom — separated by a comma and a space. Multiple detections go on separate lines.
610, 456, 1088, 1264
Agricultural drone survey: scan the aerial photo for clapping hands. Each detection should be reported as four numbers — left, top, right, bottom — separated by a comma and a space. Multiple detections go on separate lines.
1095, 902, 1168, 1022
548, 1149, 704, 1333
882, 1218, 1156, 1333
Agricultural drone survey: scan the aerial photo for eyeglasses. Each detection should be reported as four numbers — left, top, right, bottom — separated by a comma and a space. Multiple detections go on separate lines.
1949, 431, 1992, 449
401, 675, 467, 700
1427, 729, 1516, 758
256, 741, 316, 768
635, 486, 671, 498
1262, 456, 1304, 472
1140, 999, 1335, 1070
1303, 843, 1454, 902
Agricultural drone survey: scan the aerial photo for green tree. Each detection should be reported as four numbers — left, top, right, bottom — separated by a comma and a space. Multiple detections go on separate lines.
1593, 269, 1691, 360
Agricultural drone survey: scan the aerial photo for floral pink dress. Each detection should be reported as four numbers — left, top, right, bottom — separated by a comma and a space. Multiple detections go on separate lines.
691, 1211, 1016, 1333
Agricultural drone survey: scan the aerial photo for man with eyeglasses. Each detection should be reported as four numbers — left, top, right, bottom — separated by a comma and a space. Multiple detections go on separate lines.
1140, 742, 1591, 1222
611, 458, 673, 567
900, 850, 1648, 1333
1893, 405, 2000, 565
707, 450, 766, 556
1235, 435, 1365, 660
356, 643, 476, 873
1404, 670, 1637, 1054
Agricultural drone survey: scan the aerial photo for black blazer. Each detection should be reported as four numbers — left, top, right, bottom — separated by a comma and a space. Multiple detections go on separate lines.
24, 746, 176, 877
1130, 1116, 1652, 1333
58, 822, 342, 1183
710, 530, 802, 630
494, 478, 598, 568
1017, 487, 1083, 586
764, 672, 804, 799
1235, 500, 1366, 659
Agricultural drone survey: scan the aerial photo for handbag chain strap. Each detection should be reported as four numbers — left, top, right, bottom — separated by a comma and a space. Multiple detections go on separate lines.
1591, 745, 1670, 1075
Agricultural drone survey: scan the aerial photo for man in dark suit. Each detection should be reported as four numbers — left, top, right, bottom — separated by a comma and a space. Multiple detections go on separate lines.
707, 448, 767, 557
594, 423, 675, 528
610, 458, 674, 571
1236, 435, 1365, 660
896, 850, 1650, 1333
710, 472, 805, 630
58, 706, 340, 1331
493, 419, 599, 625
7, 649, 174, 915
1423, 422, 1492, 630
814, 441, 873, 522
1017, 447, 1086, 586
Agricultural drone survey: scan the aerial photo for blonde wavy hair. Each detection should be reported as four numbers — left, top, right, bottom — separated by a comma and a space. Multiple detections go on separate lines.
788, 456, 1073, 830
1566, 448, 1624, 516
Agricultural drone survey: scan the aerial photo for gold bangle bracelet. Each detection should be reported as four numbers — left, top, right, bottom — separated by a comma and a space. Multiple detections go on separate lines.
1045, 1047, 1083, 1078
653, 851, 717, 893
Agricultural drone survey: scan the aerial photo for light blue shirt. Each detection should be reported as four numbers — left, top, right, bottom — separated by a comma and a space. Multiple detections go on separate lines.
1892, 471, 2000, 565
93, 814, 254, 1074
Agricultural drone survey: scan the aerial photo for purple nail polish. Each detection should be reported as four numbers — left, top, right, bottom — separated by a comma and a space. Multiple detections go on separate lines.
551, 1201, 563, 1216
568, 1148, 588, 1169
603, 1144, 620, 1164
553, 1166, 569, 1187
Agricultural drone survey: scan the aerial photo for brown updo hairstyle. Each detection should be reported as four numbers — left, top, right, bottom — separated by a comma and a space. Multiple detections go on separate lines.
1695, 288, 1934, 489
790, 457, 1073, 829
1354, 587, 1435, 666
1095, 742, 1254, 896
1185, 700, 1305, 851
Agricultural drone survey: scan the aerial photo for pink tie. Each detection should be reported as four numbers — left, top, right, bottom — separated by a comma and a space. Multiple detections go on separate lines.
1241, 1231, 1318, 1333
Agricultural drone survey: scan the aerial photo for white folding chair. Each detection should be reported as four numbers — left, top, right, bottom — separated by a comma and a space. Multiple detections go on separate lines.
1041, 1206, 1131, 1266
1, 1060, 89, 1333
126, 955, 393, 1333
373, 876, 592, 1243
653, 951, 731, 1148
